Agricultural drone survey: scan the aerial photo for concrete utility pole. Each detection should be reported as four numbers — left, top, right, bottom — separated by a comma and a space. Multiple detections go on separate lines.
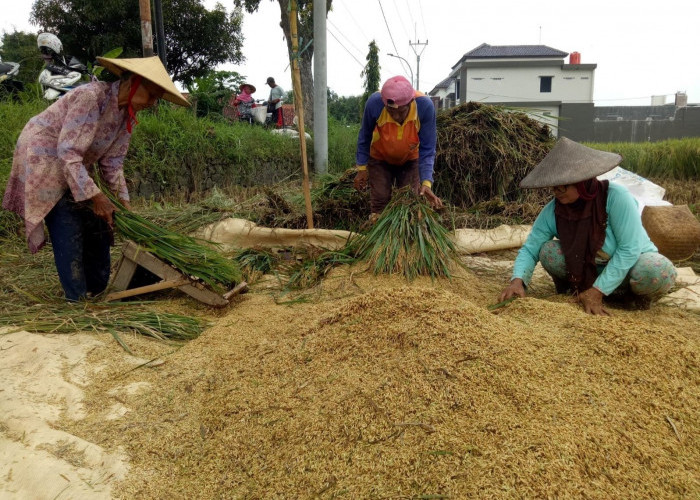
153, 0, 167, 65
313, 0, 328, 174
409, 39, 428, 91
138, 0, 154, 57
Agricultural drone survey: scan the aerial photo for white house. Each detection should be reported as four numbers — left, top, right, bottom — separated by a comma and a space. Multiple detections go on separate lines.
430, 43, 597, 137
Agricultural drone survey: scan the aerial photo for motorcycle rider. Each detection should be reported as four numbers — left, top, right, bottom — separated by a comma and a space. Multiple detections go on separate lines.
37, 33, 89, 99
37, 33, 88, 74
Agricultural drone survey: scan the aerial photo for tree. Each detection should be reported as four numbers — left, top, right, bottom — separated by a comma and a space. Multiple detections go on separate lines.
234, 0, 332, 129
0, 31, 43, 85
30, 0, 244, 84
360, 40, 380, 111
185, 70, 244, 118
327, 88, 361, 124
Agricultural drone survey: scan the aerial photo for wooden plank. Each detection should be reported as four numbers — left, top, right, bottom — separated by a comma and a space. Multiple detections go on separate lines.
104, 278, 191, 302
109, 253, 138, 293
122, 241, 229, 307
223, 281, 248, 301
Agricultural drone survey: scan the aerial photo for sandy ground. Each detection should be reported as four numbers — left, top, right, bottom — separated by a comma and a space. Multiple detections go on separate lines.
1, 254, 698, 499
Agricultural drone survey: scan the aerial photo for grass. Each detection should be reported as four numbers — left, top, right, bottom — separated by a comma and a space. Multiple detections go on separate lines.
588, 138, 700, 180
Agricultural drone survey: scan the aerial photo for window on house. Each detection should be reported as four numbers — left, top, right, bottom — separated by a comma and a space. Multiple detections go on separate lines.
540, 76, 553, 93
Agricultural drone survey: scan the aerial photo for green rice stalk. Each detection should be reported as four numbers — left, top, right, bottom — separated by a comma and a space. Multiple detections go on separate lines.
0, 302, 209, 352
356, 188, 463, 280
283, 244, 358, 290
233, 247, 282, 282
106, 197, 241, 292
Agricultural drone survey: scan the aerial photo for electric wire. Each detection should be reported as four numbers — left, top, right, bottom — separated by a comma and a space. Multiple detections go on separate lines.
377, 0, 410, 76
327, 27, 365, 68
328, 18, 364, 57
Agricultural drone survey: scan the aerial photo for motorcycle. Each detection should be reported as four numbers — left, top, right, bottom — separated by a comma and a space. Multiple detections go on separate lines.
0, 58, 24, 98
38, 57, 89, 100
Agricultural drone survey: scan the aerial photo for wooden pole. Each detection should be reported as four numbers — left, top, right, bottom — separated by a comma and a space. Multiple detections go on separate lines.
139, 0, 154, 57
289, 0, 314, 229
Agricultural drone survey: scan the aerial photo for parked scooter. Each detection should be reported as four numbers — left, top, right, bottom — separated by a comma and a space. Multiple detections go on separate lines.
37, 33, 89, 100
0, 57, 24, 97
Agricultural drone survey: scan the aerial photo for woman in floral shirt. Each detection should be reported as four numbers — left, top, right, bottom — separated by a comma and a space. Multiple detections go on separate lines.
2, 56, 189, 301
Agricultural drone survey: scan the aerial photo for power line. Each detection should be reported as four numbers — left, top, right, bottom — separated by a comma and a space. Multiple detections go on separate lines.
327, 18, 364, 57
377, 0, 410, 76
335, 0, 369, 44
327, 27, 365, 68
392, 0, 411, 41
416, 0, 428, 40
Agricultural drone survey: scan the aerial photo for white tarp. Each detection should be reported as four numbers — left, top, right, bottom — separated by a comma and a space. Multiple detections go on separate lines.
598, 166, 672, 213
200, 218, 531, 254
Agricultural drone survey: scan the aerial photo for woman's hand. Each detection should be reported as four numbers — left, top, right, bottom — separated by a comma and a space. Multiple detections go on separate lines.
578, 287, 610, 316
499, 278, 526, 302
419, 185, 444, 209
91, 192, 116, 227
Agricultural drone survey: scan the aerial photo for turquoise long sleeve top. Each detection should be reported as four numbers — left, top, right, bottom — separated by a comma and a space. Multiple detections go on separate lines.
511, 182, 658, 295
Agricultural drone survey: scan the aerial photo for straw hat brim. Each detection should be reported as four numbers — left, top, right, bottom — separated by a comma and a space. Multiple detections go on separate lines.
240, 83, 256, 94
96, 56, 190, 108
520, 137, 622, 188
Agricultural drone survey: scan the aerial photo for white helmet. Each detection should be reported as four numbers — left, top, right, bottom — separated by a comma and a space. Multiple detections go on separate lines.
37, 33, 63, 55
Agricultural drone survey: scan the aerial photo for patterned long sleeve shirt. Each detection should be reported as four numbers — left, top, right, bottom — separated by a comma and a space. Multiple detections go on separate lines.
3, 81, 130, 253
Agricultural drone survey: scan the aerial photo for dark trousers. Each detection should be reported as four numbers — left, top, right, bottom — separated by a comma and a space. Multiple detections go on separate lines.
44, 193, 112, 301
367, 157, 420, 214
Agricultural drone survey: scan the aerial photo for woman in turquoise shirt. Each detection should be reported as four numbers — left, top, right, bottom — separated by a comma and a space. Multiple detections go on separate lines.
499, 138, 676, 315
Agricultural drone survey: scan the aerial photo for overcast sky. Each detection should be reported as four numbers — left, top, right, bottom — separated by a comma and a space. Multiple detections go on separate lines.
3, 0, 699, 106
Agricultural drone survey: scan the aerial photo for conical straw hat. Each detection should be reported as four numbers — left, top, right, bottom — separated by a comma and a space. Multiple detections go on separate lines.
96, 55, 190, 107
520, 137, 622, 188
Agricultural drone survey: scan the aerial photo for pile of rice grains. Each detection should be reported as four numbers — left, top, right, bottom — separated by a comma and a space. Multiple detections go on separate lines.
66, 270, 699, 498
56, 102, 697, 497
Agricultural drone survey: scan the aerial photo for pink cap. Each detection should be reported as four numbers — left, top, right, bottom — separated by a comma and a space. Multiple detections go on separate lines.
381, 76, 415, 108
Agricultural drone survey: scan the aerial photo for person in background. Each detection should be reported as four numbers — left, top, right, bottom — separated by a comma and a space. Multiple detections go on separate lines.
37, 32, 88, 74
499, 137, 677, 315
353, 75, 443, 220
2, 56, 190, 302
265, 76, 284, 128
233, 82, 256, 123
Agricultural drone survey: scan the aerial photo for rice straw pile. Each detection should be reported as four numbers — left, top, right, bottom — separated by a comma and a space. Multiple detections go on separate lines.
63, 276, 700, 498
434, 101, 554, 207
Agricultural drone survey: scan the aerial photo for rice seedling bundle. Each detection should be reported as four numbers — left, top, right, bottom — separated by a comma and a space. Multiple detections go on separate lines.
0, 302, 208, 351
434, 101, 554, 208
110, 199, 241, 292
356, 188, 462, 280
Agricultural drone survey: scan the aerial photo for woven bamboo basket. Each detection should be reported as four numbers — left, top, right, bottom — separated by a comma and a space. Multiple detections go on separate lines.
641, 204, 700, 261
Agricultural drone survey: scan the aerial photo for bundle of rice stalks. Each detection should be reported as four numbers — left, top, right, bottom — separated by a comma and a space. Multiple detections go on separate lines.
0, 302, 208, 352
282, 244, 358, 290
355, 188, 462, 280
110, 200, 241, 292
434, 101, 555, 208
233, 247, 281, 282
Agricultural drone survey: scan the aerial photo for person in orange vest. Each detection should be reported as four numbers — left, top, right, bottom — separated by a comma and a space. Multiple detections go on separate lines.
353, 75, 443, 219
